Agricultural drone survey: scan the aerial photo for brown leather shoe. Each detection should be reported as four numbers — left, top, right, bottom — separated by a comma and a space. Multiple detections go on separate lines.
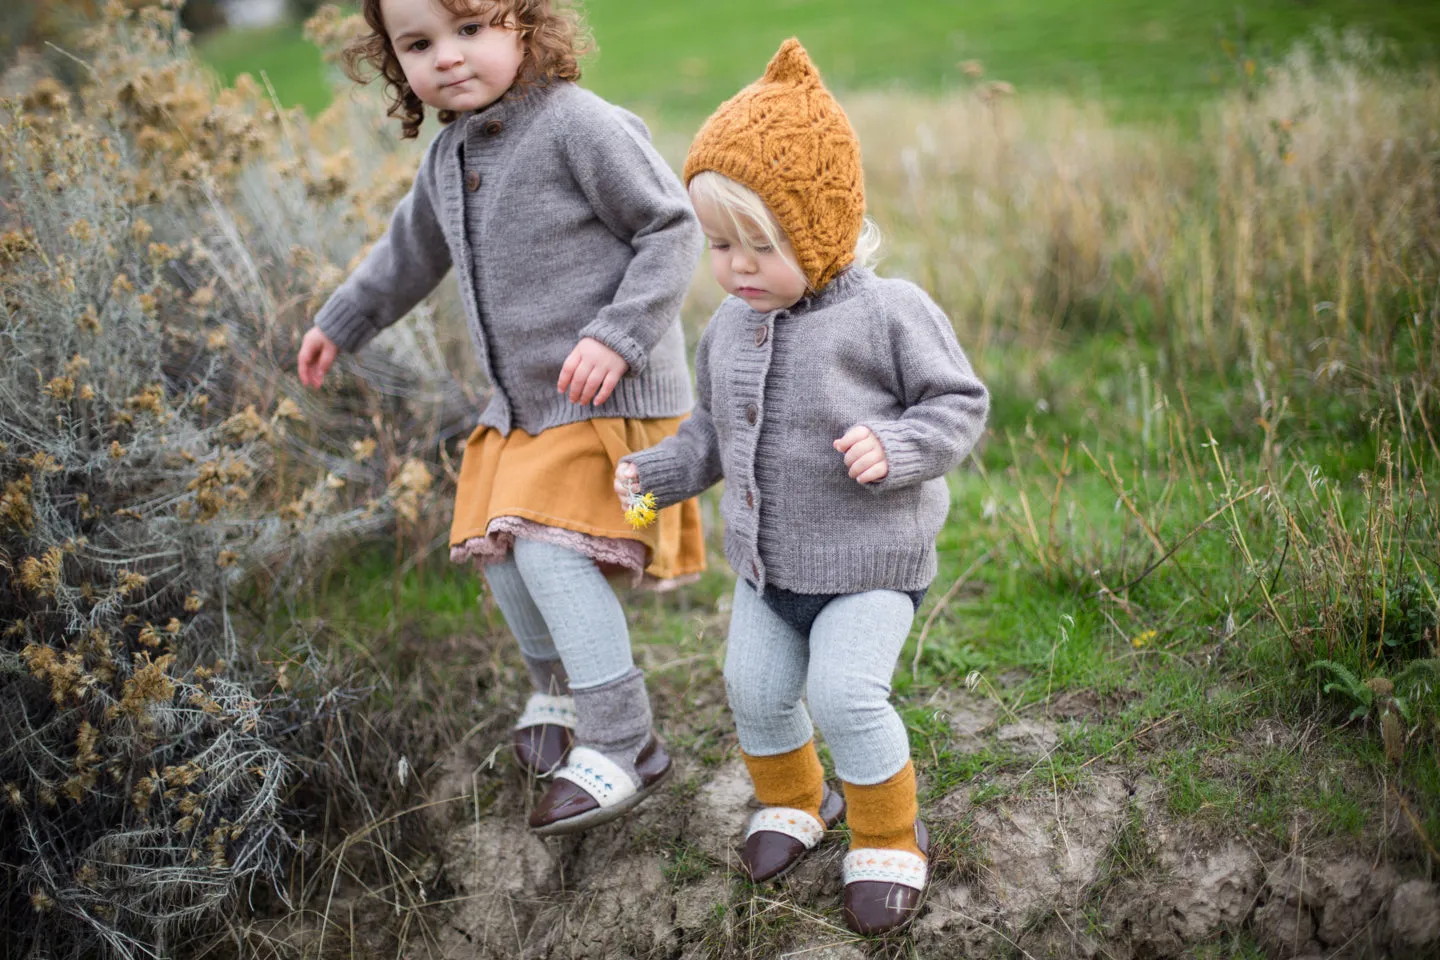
529, 736, 671, 836
513, 723, 573, 777
740, 784, 845, 882
841, 820, 930, 936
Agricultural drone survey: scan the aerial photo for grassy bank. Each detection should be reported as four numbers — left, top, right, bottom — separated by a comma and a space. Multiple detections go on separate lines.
199, 0, 1440, 121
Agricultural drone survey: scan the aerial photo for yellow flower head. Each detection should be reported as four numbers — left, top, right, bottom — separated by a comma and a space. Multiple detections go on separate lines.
623, 491, 658, 530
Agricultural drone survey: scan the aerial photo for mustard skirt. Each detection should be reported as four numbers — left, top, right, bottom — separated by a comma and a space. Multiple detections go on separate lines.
448, 417, 706, 587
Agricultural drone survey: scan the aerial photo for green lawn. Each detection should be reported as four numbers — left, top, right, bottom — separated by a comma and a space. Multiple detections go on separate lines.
199, 0, 1440, 121
198, 20, 332, 116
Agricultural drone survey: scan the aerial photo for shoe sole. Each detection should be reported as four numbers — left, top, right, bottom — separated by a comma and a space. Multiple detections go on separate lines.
530, 761, 672, 837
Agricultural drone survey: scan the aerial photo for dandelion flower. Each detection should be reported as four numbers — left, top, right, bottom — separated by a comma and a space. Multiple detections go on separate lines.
623, 491, 658, 530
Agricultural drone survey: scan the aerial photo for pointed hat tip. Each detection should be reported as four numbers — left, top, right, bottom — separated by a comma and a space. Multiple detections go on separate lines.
763, 37, 819, 85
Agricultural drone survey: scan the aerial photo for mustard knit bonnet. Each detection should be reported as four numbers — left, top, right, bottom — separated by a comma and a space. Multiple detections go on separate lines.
683, 38, 864, 292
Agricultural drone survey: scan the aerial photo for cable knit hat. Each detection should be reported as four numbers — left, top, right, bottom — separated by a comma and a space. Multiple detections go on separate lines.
683, 38, 864, 292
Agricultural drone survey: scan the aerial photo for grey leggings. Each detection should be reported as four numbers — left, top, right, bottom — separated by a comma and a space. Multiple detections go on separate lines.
724, 578, 915, 786
482, 538, 634, 691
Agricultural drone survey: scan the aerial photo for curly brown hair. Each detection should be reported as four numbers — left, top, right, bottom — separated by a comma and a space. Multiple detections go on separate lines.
342, 0, 592, 140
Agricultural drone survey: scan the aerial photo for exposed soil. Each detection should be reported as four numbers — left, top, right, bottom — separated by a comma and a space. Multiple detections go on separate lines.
399, 688, 1440, 959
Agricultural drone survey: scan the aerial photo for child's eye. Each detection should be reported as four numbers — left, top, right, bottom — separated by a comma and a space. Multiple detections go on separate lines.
709, 241, 730, 251
408, 38, 430, 52
752, 245, 773, 254
460, 23, 483, 37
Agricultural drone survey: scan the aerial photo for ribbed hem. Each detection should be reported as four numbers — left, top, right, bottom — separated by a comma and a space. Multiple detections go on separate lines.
725, 538, 937, 595
476, 368, 693, 436
314, 293, 379, 352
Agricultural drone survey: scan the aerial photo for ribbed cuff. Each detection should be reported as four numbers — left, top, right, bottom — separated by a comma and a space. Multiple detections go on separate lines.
314, 294, 378, 352
579, 317, 650, 377
863, 420, 932, 491
625, 445, 693, 510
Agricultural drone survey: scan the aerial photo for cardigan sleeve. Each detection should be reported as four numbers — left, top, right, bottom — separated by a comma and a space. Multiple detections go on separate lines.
313, 135, 453, 352
562, 102, 703, 377
859, 283, 989, 491
621, 325, 723, 506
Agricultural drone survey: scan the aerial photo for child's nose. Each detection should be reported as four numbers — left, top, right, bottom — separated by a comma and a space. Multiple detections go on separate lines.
731, 250, 757, 273
433, 42, 463, 69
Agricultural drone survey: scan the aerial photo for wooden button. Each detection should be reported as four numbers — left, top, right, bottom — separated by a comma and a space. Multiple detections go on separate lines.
745, 490, 754, 509
484, 120, 504, 136
750, 560, 760, 578
745, 403, 758, 425
754, 325, 768, 346
465, 170, 482, 191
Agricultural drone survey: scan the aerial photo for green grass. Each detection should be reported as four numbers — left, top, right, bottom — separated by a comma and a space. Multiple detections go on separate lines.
197, 1, 1440, 120
197, 20, 330, 116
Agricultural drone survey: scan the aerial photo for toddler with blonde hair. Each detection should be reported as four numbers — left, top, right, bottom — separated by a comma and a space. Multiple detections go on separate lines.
618, 39, 989, 934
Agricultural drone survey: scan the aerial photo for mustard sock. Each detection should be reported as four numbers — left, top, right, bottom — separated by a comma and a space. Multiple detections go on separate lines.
742, 741, 825, 822
843, 760, 922, 857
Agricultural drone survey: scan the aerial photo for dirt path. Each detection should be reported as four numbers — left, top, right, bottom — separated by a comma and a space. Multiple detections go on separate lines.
404, 688, 1440, 959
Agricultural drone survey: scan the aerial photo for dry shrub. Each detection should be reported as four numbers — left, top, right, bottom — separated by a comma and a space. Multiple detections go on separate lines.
0, 98, 296, 957
0, 4, 481, 956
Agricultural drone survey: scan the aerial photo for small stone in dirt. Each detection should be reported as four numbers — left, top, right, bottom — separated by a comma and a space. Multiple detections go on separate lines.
1387, 879, 1440, 955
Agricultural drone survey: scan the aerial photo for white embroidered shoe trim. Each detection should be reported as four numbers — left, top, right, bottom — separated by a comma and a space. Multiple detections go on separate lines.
554, 747, 636, 809
841, 848, 928, 890
745, 807, 826, 849
516, 693, 577, 730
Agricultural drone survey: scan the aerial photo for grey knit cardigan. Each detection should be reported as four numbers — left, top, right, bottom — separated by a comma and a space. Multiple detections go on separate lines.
314, 82, 702, 435
624, 267, 989, 594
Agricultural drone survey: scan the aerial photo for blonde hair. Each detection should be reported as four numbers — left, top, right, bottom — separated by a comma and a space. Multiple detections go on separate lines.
687, 171, 881, 287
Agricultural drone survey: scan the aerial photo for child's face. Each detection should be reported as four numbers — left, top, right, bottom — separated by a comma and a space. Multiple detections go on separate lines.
692, 192, 808, 314
381, 0, 524, 113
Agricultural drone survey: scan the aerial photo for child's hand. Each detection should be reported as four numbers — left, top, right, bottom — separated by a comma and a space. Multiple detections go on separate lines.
834, 425, 890, 484
558, 337, 629, 406
614, 461, 640, 504
297, 327, 339, 389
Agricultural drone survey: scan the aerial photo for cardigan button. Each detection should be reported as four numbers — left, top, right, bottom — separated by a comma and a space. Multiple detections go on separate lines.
465, 170, 482, 191
484, 119, 504, 137
750, 560, 760, 579
745, 490, 754, 509
745, 403, 758, 425
754, 325, 768, 347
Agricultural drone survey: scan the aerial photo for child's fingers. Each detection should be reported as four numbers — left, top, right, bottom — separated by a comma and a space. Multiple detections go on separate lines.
614, 463, 639, 496
592, 368, 622, 406
315, 340, 337, 385
297, 340, 317, 386
567, 357, 594, 402
833, 424, 872, 453
847, 445, 885, 479
576, 364, 606, 405
855, 460, 890, 484
557, 348, 580, 393
842, 436, 876, 468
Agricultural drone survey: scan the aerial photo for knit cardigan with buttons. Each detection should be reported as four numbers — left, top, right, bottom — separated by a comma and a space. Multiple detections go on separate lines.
313, 81, 701, 436
624, 267, 989, 594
